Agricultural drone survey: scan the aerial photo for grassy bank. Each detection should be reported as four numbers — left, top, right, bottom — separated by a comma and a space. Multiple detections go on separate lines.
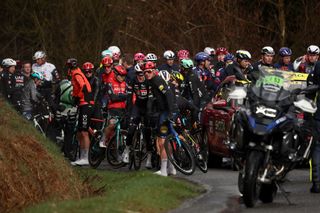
0, 98, 203, 213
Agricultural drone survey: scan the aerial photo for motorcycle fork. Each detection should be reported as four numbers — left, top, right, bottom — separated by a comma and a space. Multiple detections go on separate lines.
259, 148, 271, 183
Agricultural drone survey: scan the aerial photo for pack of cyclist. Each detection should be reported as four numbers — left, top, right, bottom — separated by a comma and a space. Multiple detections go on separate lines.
1, 44, 320, 191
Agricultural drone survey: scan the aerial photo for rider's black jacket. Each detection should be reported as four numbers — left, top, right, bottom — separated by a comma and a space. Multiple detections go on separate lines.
157, 63, 179, 74
128, 77, 149, 110
0, 70, 25, 105
86, 75, 100, 104
308, 61, 320, 120
181, 70, 210, 109
225, 62, 248, 81
147, 75, 178, 115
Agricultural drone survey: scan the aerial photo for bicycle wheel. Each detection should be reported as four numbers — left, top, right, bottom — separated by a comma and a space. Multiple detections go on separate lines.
132, 129, 146, 170
192, 129, 208, 173
89, 132, 106, 168
164, 135, 195, 175
106, 130, 127, 168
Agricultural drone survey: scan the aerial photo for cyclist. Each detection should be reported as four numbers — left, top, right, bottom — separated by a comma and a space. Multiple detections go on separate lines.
293, 45, 319, 73
83, 62, 103, 130
0, 58, 23, 108
108, 45, 122, 65
215, 47, 228, 70
126, 63, 154, 167
127, 52, 145, 84
32, 50, 60, 110
225, 50, 252, 81
214, 53, 235, 87
144, 61, 179, 176
21, 72, 43, 120
193, 52, 215, 95
145, 53, 158, 66
158, 50, 179, 73
68, 58, 94, 166
177, 49, 190, 62
180, 59, 210, 116
97, 56, 114, 81
274, 47, 294, 71
99, 65, 127, 154
252, 46, 275, 71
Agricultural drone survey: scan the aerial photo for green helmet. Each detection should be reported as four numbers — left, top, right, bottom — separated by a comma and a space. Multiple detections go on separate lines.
59, 80, 74, 108
180, 59, 194, 69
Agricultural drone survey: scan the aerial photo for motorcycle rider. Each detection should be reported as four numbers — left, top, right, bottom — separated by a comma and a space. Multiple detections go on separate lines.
293, 45, 319, 73
274, 47, 294, 71
307, 60, 320, 193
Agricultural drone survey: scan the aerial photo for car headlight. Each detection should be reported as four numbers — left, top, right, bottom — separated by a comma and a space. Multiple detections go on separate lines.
255, 105, 277, 118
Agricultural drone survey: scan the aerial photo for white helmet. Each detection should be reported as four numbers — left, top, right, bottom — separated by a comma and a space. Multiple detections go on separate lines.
236, 50, 252, 60
145, 53, 158, 62
33, 50, 46, 60
159, 70, 171, 82
108, 46, 121, 55
261, 46, 275, 55
163, 50, 175, 60
134, 64, 143, 72
204, 47, 216, 56
101, 49, 113, 58
307, 45, 320, 55
1, 58, 17, 67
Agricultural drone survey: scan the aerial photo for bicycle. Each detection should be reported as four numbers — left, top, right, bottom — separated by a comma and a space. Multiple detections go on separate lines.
164, 120, 195, 175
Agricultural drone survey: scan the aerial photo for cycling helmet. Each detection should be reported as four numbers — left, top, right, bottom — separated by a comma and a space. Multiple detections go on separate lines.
101, 49, 113, 58
307, 45, 320, 55
235, 50, 252, 60
134, 52, 145, 61
33, 51, 46, 60
159, 70, 171, 82
261, 46, 275, 55
101, 56, 113, 66
204, 47, 216, 56
163, 50, 175, 60
114, 65, 127, 76
145, 53, 158, 62
180, 59, 194, 69
1, 58, 17, 67
278, 47, 292, 57
134, 63, 143, 72
171, 71, 184, 82
177, 49, 190, 60
194, 52, 210, 62
82, 62, 94, 71
144, 61, 156, 70
216, 47, 228, 55
31, 72, 44, 80
224, 53, 235, 62
108, 46, 121, 55
65, 58, 78, 69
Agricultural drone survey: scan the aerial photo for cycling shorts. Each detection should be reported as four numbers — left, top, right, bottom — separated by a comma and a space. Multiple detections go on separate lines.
78, 104, 93, 131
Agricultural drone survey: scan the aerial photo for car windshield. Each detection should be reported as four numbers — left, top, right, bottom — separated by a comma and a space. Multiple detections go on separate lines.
251, 68, 293, 102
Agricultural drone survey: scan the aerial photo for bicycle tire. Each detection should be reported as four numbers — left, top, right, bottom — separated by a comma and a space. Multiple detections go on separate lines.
193, 129, 208, 173
164, 135, 195, 175
106, 130, 127, 168
89, 133, 106, 168
132, 129, 145, 170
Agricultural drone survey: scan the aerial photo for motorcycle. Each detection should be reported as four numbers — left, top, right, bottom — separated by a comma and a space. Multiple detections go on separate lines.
228, 68, 317, 207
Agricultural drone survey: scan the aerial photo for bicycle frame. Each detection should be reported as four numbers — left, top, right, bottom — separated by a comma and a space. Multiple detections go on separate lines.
168, 122, 182, 147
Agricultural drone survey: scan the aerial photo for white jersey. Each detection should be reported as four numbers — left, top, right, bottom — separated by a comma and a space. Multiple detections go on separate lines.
32, 62, 56, 81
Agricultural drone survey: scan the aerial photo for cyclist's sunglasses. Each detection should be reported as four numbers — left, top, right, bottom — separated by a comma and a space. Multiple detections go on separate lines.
136, 71, 144, 76
143, 69, 153, 75
84, 70, 93, 73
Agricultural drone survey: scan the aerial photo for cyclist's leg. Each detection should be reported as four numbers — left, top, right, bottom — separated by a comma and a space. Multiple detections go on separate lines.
126, 105, 141, 147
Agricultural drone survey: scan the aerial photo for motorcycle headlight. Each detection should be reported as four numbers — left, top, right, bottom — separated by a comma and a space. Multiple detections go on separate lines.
255, 105, 277, 118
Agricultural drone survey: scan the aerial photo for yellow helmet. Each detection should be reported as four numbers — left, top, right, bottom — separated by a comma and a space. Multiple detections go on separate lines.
171, 71, 184, 82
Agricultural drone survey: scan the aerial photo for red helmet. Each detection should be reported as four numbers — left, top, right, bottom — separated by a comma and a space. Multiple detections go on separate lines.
101, 56, 113, 67
144, 61, 156, 70
82, 62, 94, 71
114, 65, 127, 75
216, 47, 228, 55
177, 49, 190, 60
134, 52, 145, 61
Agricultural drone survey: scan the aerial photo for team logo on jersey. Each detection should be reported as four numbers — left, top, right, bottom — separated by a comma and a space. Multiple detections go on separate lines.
159, 85, 164, 91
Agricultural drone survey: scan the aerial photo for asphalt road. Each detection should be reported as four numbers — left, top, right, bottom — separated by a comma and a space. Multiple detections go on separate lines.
171, 167, 320, 213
